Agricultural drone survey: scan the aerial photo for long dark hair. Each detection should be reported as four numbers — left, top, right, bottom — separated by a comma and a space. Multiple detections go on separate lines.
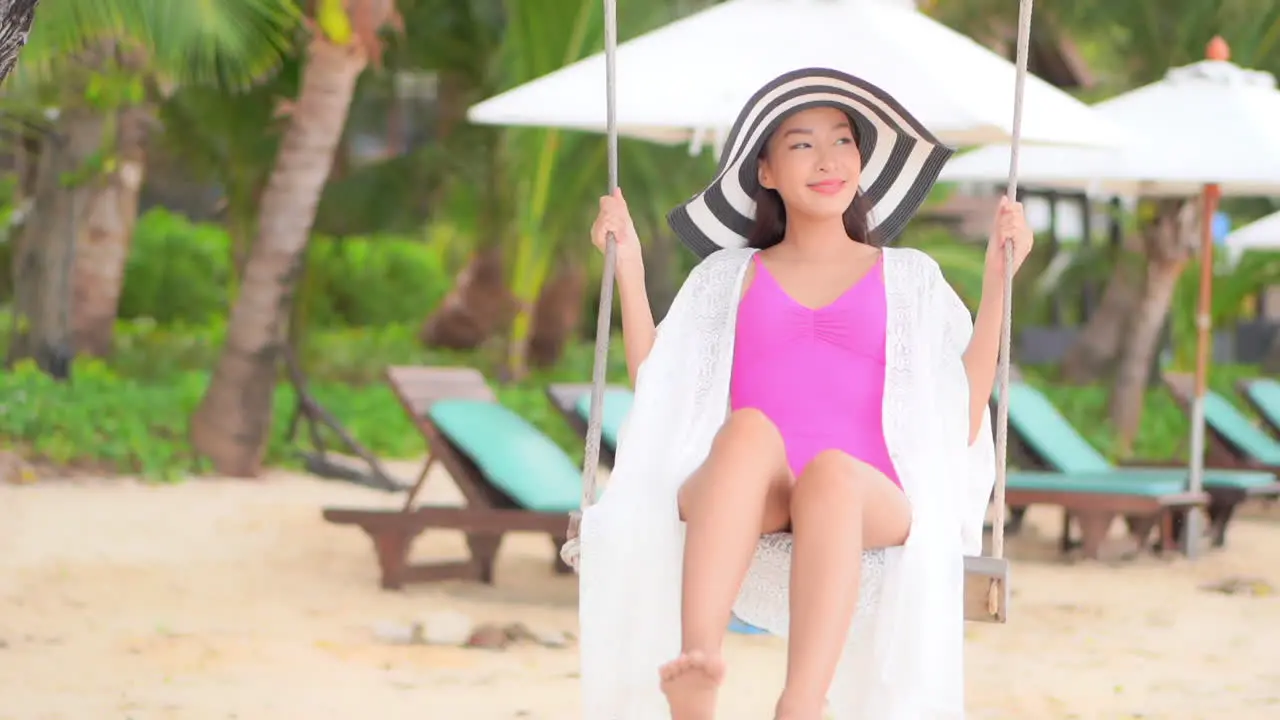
747, 117, 880, 250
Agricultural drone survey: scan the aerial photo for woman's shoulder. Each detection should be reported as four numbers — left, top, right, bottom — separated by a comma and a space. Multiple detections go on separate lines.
681, 247, 756, 289
883, 246, 945, 288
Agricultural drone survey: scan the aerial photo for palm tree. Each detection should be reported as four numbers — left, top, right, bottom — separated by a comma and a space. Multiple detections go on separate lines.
0, 0, 38, 83
421, 0, 720, 374
5, 0, 297, 369
190, 0, 403, 476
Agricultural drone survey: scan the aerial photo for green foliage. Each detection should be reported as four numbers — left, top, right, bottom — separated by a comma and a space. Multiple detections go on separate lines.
1168, 251, 1280, 369
11, 0, 300, 96
117, 209, 233, 324
300, 231, 453, 328
0, 358, 213, 481
117, 208, 452, 328
0, 311, 631, 478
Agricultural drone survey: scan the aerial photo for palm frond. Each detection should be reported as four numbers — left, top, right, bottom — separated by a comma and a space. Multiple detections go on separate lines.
10, 0, 300, 96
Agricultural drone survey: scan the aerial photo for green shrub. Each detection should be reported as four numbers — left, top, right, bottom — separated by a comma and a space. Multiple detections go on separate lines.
0, 356, 424, 482
300, 232, 452, 328
117, 208, 232, 325
0, 319, 631, 481
118, 208, 453, 328
0, 358, 213, 481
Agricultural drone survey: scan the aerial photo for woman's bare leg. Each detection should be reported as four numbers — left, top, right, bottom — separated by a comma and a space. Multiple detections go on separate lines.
775, 450, 912, 720
660, 408, 794, 720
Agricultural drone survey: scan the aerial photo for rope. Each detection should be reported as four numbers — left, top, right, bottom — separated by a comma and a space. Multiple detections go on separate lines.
561, 0, 619, 570
988, 0, 1035, 615
564, 0, 1036, 600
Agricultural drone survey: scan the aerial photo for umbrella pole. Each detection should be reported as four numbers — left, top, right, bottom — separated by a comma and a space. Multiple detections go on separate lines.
1184, 36, 1232, 561
1185, 181, 1220, 560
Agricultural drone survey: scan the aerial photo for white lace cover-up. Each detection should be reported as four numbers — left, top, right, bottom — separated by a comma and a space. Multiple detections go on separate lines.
576, 246, 996, 719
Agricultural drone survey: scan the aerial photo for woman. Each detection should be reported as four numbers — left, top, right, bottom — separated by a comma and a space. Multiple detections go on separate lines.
577, 68, 1033, 720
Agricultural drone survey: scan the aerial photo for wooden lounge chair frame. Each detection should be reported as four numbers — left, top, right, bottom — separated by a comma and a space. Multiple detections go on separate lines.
282, 346, 409, 493
1006, 431, 1207, 559
322, 367, 572, 590
993, 368, 1214, 558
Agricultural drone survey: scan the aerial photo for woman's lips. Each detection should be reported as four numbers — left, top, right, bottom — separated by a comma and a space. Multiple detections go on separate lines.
808, 179, 846, 195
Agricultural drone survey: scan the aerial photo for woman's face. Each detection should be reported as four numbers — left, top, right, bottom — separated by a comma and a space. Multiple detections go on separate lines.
757, 106, 863, 221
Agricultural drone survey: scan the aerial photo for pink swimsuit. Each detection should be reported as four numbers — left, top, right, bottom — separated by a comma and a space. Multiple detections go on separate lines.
730, 253, 900, 487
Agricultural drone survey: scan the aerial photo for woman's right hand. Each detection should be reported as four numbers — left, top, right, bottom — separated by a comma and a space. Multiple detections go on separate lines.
591, 187, 644, 280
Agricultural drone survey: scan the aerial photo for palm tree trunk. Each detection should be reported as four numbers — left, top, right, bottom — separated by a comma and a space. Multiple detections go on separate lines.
528, 257, 587, 368
1059, 248, 1143, 384
191, 36, 367, 476
8, 108, 108, 376
0, 0, 37, 86
1109, 199, 1196, 454
70, 104, 151, 356
419, 246, 517, 349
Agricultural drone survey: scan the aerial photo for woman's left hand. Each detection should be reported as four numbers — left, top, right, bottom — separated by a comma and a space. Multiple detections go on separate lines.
985, 196, 1034, 281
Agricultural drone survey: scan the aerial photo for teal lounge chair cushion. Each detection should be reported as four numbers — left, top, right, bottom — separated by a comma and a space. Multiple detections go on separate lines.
1201, 469, 1278, 490
574, 388, 634, 450
1008, 382, 1278, 490
429, 399, 582, 513
1203, 390, 1280, 465
1006, 382, 1112, 473
1244, 379, 1280, 431
1008, 471, 1188, 496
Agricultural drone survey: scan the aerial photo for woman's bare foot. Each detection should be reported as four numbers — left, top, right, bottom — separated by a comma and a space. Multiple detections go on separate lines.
659, 650, 725, 720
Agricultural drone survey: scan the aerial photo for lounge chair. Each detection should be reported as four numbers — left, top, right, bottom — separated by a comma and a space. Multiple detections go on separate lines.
1009, 377, 1278, 548
549, 383, 1208, 560
545, 382, 633, 468
1237, 377, 1280, 439
1163, 374, 1280, 474
322, 367, 580, 589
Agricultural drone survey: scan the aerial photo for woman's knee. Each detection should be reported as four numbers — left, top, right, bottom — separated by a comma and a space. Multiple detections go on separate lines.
794, 450, 911, 544
701, 408, 789, 479
794, 451, 882, 504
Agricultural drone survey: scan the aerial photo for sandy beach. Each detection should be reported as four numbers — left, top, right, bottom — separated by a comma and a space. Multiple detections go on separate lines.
2, 460, 1278, 720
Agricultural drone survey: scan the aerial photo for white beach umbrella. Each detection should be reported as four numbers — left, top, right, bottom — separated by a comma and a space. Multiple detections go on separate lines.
466, 0, 1121, 151
1224, 209, 1280, 264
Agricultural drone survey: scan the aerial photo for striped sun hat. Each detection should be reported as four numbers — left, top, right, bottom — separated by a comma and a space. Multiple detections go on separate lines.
667, 67, 955, 258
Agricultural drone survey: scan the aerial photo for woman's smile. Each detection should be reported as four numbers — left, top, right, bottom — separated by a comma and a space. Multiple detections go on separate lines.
807, 178, 846, 195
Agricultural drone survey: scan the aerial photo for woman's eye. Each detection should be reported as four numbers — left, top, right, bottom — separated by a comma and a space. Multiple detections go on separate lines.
790, 142, 812, 150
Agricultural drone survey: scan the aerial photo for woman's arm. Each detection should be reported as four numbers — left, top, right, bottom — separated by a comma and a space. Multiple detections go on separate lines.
962, 273, 1005, 445
618, 264, 656, 386
963, 195, 1034, 444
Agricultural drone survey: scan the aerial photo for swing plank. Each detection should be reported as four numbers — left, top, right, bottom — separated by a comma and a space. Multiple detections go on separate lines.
963, 555, 1009, 623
